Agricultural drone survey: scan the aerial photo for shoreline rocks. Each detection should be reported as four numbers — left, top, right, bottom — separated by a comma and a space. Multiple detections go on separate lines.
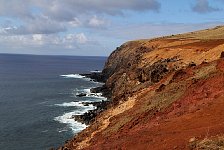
73, 72, 111, 125
76, 93, 87, 97
73, 100, 110, 125
80, 72, 106, 83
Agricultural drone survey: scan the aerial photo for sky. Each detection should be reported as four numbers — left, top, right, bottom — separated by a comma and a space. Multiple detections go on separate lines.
0, 0, 224, 56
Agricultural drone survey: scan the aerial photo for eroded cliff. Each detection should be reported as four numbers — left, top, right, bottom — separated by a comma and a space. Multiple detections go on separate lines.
61, 26, 224, 150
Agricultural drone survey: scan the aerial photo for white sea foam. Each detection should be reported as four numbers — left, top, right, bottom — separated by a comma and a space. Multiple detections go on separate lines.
41, 130, 48, 133
60, 74, 85, 79
56, 73, 107, 133
54, 112, 87, 133
90, 70, 102, 73
58, 129, 68, 133
55, 101, 96, 111
54, 101, 97, 133
55, 101, 84, 107
82, 88, 107, 100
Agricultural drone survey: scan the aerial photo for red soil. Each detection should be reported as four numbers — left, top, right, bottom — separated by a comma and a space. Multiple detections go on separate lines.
61, 26, 224, 150
83, 59, 224, 150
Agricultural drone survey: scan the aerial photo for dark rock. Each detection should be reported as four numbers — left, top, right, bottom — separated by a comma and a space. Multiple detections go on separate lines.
91, 85, 112, 98
81, 72, 106, 83
74, 100, 111, 125
83, 103, 89, 106
90, 87, 103, 93
137, 46, 152, 53
76, 93, 86, 97
170, 69, 187, 83
138, 60, 169, 83
150, 64, 169, 83
72, 69, 112, 124
156, 84, 166, 92
188, 62, 196, 67
221, 51, 224, 58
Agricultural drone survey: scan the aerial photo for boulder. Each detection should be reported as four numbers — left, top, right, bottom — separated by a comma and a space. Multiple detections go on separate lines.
76, 93, 86, 97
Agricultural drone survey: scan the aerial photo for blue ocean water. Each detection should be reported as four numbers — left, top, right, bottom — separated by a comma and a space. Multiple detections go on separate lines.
0, 54, 107, 150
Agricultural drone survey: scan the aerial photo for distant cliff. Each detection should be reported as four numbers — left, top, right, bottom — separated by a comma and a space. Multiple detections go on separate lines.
61, 26, 224, 150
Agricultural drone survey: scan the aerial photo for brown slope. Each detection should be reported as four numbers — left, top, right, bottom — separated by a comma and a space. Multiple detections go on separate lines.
102, 26, 224, 103
83, 59, 224, 150
61, 26, 224, 150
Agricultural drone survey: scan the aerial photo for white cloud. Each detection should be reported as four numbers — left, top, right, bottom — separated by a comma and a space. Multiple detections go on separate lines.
76, 33, 88, 44
0, 0, 161, 35
0, 0, 223, 56
0, 22, 223, 56
68, 18, 82, 27
88, 16, 107, 27
0, 32, 88, 51
65, 33, 88, 44
2, 15, 66, 35
32, 34, 44, 45
33, 34, 42, 41
0, 26, 18, 34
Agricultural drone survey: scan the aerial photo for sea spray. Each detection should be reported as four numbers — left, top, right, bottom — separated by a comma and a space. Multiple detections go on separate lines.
54, 73, 107, 133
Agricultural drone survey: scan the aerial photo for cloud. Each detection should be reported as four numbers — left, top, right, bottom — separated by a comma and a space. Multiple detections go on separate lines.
0, 32, 105, 55
192, 0, 219, 13
0, 0, 32, 18
2, 15, 66, 35
0, 32, 88, 49
1, 22, 223, 56
68, 18, 82, 27
32, 34, 44, 45
40, 0, 161, 21
0, 0, 161, 35
1, 0, 223, 56
88, 16, 107, 28
76, 33, 88, 44
65, 33, 88, 44
0, 0, 161, 20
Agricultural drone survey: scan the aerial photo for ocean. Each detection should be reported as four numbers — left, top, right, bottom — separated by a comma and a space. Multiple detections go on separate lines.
0, 54, 107, 150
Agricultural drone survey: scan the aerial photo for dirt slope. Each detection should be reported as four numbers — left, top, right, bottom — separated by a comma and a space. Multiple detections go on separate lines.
61, 26, 224, 150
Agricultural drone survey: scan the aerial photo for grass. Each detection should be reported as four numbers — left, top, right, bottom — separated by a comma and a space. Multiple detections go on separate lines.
189, 136, 224, 150
193, 62, 217, 80
170, 26, 224, 40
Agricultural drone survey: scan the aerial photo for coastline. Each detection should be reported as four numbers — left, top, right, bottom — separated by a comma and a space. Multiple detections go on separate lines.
54, 72, 111, 150
59, 26, 224, 150
73, 72, 111, 125
0, 54, 108, 150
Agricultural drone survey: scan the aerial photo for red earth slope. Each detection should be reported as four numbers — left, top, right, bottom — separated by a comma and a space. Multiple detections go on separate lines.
83, 59, 224, 150
61, 26, 224, 150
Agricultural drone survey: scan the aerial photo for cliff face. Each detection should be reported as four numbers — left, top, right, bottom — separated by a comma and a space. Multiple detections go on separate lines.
62, 26, 224, 150
103, 26, 224, 105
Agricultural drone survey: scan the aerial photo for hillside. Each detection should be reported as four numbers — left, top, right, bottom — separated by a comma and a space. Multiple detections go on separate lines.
61, 26, 224, 150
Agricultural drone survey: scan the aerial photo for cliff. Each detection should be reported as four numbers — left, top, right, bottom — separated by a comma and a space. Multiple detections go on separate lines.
61, 26, 224, 150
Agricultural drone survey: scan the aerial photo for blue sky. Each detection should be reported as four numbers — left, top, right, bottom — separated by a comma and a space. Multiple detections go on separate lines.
0, 0, 224, 56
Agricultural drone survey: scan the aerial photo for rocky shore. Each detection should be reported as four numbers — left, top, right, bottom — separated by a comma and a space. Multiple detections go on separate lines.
80, 72, 106, 83
73, 72, 111, 126
73, 100, 110, 125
